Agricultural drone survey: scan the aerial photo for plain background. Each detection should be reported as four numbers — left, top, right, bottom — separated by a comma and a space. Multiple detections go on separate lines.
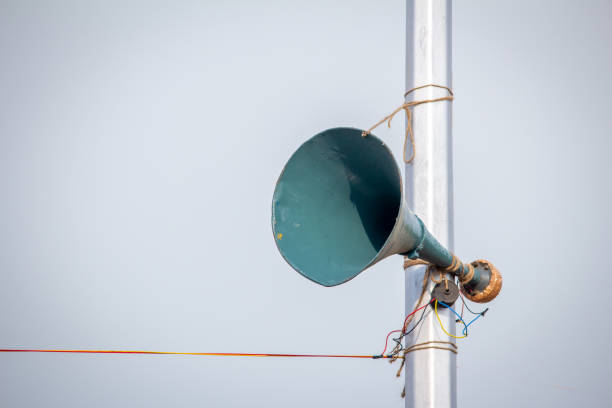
1, 1, 611, 407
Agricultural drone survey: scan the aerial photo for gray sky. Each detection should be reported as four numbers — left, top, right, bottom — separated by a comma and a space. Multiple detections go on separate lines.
1, 1, 611, 407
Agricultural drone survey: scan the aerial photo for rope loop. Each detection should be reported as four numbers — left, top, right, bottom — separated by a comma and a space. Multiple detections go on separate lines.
362, 84, 454, 163
403, 340, 458, 355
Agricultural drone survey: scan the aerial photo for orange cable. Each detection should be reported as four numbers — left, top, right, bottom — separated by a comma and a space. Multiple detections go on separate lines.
0, 349, 387, 359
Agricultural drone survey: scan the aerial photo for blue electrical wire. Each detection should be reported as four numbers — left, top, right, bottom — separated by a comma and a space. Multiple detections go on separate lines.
461, 314, 484, 335
459, 295, 489, 335
436, 300, 469, 335
437, 299, 489, 336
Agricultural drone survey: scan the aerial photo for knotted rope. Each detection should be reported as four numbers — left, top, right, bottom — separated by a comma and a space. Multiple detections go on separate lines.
387, 259, 448, 360
394, 258, 460, 398
361, 84, 453, 163
404, 253, 474, 284
394, 341, 458, 377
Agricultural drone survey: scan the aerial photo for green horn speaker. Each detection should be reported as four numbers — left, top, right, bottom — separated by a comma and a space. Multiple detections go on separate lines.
272, 127, 501, 303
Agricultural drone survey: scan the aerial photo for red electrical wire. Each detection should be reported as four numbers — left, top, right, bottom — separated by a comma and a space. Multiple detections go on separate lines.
380, 330, 403, 355
0, 349, 389, 359
1, 303, 439, 360
380, 299, 433, 355
402, 299, 434, 332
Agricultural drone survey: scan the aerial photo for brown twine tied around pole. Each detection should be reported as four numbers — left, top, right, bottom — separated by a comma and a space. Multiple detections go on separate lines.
404, 253, 472, 285
393, 341, 458, 377
361, 84, 454, 163
386, 260, 432, 362
389, 261, 456, 360
395, 340, 458, 398
403, 340, 458, 356
401, 259, 432, 330
395, 260, 460, 399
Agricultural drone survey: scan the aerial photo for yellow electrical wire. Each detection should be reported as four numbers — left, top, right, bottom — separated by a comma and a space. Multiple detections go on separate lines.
434, 300, 467, 339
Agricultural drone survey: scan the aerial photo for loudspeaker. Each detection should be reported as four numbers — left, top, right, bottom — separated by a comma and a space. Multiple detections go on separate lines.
272, 127, 501, 303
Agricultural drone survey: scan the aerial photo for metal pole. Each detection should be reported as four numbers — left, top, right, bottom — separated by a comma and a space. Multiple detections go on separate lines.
404, 1, 456, 407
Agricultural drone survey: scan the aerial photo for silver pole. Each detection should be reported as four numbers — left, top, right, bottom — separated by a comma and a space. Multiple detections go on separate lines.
404, 1, 456, 407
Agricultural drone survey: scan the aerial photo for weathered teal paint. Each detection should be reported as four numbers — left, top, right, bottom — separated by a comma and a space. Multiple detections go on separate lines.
272, 127, 492, 291
272, 128, 401, 286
